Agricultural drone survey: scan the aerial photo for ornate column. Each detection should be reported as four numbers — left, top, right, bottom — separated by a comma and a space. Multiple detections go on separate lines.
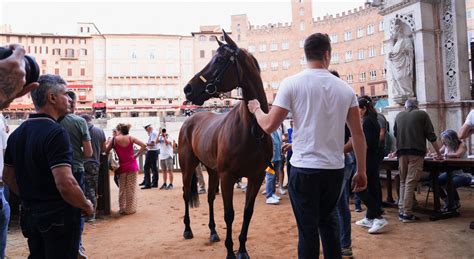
377, 0, 471, 133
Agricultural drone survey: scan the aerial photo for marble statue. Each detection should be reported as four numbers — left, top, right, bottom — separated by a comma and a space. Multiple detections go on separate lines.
388, 19, 414, 103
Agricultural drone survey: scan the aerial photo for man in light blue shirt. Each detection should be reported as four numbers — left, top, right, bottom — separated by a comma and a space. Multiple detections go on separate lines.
141, 125, 159, 189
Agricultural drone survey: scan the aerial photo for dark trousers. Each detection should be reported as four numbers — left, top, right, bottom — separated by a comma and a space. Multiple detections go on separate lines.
438, 172, 471, 201
288, 166, 344, 259
356, 153, 383, 219
286, 150, 293, 179
21, 202, 81, 259
143, 150, 159, 186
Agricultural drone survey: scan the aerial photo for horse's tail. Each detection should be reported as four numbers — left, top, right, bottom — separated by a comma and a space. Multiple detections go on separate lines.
189, 171, 200, 208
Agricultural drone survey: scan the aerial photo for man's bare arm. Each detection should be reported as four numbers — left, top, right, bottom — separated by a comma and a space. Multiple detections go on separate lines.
52, 165, 93, 215
3, 166, 19, 195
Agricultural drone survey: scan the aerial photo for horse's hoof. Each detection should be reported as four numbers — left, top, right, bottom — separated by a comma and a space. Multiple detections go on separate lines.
226, 255, 237, 259
209, 233, 220, 242
237, 251, 250, 259
183, 230, 194, 239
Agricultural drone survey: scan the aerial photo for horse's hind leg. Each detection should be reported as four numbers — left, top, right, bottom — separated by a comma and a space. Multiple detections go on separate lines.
206, 167, 220, 242
237, 173, 265, 259
221, 173, 237, 259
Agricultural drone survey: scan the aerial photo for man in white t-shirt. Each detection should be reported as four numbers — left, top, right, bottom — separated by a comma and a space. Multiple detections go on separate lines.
458, 110, 474, 230
157, 128, 174, 190
248, 33, 367, 258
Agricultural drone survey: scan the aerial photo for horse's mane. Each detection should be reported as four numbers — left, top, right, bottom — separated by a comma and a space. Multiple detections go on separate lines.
250, 54, 260, 73
242, 48, 260, 73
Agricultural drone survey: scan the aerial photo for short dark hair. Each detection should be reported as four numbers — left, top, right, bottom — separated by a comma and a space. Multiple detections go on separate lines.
31, 74, 67, 111
304, 33, 331, 61
329, 70, 340, 78
161, 128, 167, 133
66, 90, 77, 102
81, 114, 92, 123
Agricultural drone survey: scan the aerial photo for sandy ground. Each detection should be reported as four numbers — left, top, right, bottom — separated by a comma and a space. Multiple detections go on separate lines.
6, 171, 474, 258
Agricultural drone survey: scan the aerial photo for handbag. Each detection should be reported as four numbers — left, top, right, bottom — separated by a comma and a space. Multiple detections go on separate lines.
108, 137, 120, 171
109, 152, 120, 171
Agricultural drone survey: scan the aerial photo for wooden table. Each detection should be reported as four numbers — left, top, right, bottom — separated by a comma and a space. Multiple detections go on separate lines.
380, 158, 474, 220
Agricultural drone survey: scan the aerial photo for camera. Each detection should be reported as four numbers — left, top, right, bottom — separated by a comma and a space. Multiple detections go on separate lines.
0, 47, 39, 86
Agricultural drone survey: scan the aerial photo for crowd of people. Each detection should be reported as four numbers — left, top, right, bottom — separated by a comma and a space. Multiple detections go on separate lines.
0, 32, 473, 258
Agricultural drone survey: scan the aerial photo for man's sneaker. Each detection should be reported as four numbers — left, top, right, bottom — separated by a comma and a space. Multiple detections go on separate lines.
355, 217, 373, 228
261, 190, 267, 195
198, 188, 206, 194
166, 183, 174, 190
139, 182, 146, 186
341, 247, 353, 257
266, 196, 280, 205
398, 213, 404, 221
354, 206, 363, 212
236, 182, 242, 189
368, 218, 388, 234
271, 194, 281, 200
279, 188, 287, 195
159, 184, 167, 190
402, 214, 420, 223
241, 185, 247, 192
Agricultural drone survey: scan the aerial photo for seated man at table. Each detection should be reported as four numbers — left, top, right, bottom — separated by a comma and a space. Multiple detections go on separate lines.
431, 130, 472, 211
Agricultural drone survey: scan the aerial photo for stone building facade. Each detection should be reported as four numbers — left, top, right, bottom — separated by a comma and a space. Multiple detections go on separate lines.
2, 0, 474, 118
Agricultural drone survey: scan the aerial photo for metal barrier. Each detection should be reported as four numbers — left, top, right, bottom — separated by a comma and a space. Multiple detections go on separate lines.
135, 149, 181, 172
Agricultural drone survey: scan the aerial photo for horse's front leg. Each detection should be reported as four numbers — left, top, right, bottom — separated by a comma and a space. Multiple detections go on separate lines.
237, 173, 265, 259
221, 174, 237, 259
207, 169, 220, 242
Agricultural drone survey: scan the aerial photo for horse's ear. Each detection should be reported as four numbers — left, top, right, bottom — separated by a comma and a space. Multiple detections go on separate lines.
222, 29, 237, 48
215, 36, 224, 47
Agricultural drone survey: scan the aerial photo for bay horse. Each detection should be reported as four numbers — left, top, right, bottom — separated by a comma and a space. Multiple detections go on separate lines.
179, 31, 272, 259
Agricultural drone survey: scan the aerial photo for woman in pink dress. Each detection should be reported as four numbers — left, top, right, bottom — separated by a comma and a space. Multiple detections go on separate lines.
106, 123, 146, 215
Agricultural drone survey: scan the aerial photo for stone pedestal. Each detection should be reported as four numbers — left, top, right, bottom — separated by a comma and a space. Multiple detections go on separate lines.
379, 0, 472, 134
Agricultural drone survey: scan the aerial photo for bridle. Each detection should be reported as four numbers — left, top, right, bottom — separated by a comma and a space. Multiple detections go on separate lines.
198, 45, 244, 101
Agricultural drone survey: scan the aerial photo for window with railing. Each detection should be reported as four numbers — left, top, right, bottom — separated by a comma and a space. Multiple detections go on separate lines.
65, 48, 75, 58
369, 70, 377, 80
345, 50, 352, 61
358, 49, 365, 60
360, 72, 366, 82
367, 24, 375, 35
357, 28, 364, 38
344, 31, 352, 41
271, 62, 279, 71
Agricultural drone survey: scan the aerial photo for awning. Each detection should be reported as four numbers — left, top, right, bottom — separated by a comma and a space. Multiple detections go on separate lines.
68, 84, 93, 89
92, 102, 106, 109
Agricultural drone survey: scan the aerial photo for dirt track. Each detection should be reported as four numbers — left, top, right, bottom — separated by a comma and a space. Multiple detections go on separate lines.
6, 172, 474, 258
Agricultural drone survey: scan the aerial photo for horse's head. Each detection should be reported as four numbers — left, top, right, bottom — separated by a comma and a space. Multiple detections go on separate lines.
184, 31, 242, 105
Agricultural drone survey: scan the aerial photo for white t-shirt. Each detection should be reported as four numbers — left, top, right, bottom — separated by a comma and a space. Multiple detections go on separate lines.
273, 68, 358, 169
0, 114, 7, 178
464, 110, 474, 126
158, 134, 174, 160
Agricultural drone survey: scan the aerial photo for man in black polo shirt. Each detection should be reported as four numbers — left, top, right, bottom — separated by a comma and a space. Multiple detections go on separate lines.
2, 74, 93, 258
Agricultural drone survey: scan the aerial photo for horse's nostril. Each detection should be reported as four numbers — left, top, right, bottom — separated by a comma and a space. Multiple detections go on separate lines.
184, 84, 192, 94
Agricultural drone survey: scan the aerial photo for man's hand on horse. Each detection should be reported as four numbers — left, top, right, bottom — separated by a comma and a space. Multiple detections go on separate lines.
351, 171, 367, 193
248, 99, 261, 114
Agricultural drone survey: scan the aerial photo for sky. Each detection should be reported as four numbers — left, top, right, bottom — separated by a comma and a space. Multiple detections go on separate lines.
1, 0, 367, 36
